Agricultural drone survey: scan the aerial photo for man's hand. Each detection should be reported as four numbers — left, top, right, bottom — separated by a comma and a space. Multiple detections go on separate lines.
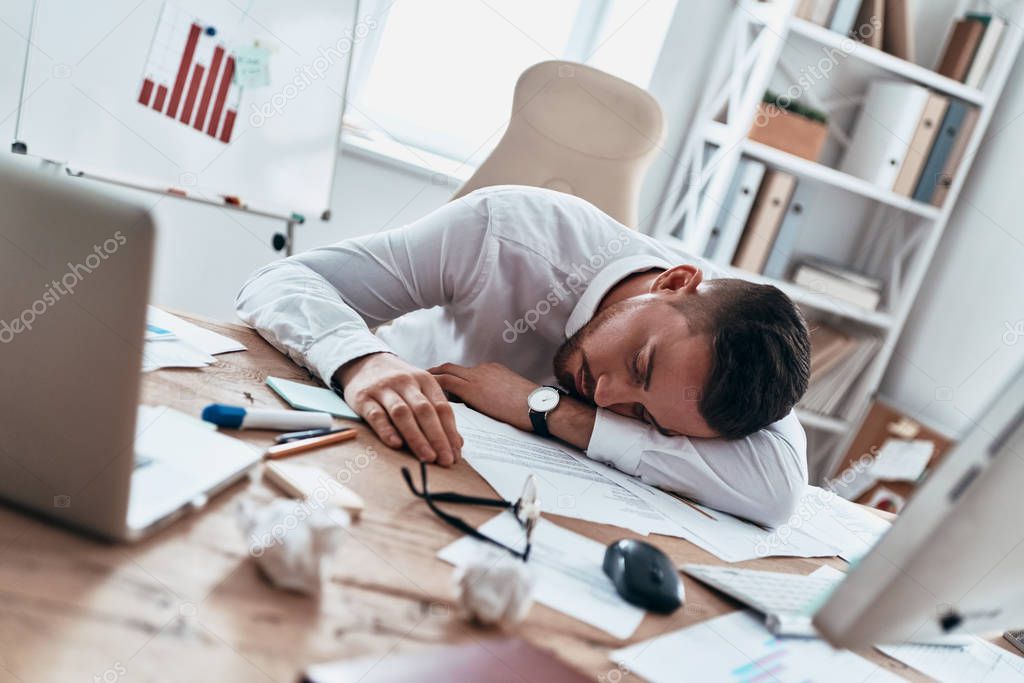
428, 362, 539, 432
335, 352, 462, 466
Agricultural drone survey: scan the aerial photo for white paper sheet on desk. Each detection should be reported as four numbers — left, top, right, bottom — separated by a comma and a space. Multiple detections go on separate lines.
580, 463, 843, 563
798, 487, 891, 564
877, 637, 1024, 682
147, 307, 246, 355
438, 512, 646, 639
452, 404, 676, 536
612, 609, 904, 683
141, 336, 215, 372
871, 439, 934, 482
141, 308, 246, 372
453, 405, 844, 561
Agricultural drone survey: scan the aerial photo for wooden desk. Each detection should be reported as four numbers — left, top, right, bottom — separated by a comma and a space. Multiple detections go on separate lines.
0, 315, 979, 682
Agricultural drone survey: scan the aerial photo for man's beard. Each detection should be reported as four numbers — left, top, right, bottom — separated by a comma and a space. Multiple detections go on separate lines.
552, 330, 585, 398
552, 300, 629, 401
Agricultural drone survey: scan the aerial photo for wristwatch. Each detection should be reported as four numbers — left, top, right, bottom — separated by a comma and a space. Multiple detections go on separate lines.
528, 385, 563, 437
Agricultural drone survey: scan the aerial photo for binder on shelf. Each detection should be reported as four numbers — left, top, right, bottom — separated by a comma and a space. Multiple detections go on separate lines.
883, 0, 914, 61
892, 93, 949, 196
732, 171, 797, 273
840, 80, 930, 190
936, 19, 985, 81
964, 13, 1006, 88
854, 0, 884, 48
913, 100, 971, 204
931, 106, 980, 207
798, 0, 838, 25
762, 182, 813, 280
708, 159, 767, 264
829, 0, 865, 35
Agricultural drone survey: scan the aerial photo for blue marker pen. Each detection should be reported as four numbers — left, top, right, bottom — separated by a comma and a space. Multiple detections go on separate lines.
202, 403, 332, 431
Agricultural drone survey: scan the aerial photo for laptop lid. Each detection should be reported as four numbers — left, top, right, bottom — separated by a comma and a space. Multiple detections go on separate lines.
0, 154, 154, 540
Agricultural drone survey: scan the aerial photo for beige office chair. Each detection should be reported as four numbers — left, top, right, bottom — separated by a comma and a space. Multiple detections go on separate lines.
451, 61, 664, 228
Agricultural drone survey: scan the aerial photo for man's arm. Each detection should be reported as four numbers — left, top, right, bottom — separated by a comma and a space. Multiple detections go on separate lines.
430, 362, 807, 527
235, 196, 495, 464
579, 408, 807, 528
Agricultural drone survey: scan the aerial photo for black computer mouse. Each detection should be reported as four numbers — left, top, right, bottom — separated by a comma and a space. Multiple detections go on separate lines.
602, 539, 684, 614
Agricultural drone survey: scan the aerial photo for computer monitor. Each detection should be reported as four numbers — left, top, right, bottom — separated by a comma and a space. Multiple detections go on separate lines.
814, 361, 1024, 649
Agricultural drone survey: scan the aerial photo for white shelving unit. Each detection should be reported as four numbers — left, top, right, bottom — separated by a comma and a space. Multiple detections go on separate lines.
652, 0, 1024, 481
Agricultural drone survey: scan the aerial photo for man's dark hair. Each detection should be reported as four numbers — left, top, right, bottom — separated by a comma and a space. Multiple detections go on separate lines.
676, 280, 810, 439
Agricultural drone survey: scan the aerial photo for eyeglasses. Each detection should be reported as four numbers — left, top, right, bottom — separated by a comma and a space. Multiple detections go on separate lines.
401, 460, 540, 561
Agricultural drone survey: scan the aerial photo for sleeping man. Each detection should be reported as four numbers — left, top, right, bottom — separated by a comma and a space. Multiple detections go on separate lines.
236, 186, 811, 527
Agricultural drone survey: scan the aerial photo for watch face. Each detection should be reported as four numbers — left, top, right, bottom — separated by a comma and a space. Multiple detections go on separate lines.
529, 386, 560, 412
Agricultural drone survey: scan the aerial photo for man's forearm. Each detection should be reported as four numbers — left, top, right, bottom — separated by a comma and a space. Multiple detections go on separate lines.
546, 397, 597, 450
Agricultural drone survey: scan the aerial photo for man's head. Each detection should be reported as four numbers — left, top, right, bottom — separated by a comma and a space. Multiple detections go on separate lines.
553, 265, 810, 439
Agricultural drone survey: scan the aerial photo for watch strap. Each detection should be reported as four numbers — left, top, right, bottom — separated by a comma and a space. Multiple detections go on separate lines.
529, 408, 550, 437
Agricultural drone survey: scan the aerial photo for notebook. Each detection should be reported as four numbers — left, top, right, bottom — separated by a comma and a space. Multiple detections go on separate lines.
266, 376, 361, 420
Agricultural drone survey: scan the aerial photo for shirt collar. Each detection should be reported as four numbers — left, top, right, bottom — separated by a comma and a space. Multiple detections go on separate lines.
564, 254, 672, 338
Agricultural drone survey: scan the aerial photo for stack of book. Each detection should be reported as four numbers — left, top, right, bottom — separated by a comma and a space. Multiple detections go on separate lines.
800, 321, 881, 417
795, 0, 914, 60
840, 80, 980, 205
704, 163, 807, 279
791, 258, 883, 310
936, 12, 1006, 88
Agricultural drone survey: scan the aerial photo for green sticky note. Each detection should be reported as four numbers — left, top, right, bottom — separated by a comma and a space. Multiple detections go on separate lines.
234, 45, 270, 88
266, 376, 361, 421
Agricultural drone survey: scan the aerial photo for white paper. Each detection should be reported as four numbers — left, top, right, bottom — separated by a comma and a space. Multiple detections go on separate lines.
588, 465, 842, 563
438, 512, 645, 639
612, 610, 904, 683
147, 306, 246, 355
797, 487, 891, 564
140, 336, 215, 372
871, 439, 934, 482
878, 637, 1024, 683
452, 405, 675, 536
829, 468, 879, 501
454, 405, 852, 563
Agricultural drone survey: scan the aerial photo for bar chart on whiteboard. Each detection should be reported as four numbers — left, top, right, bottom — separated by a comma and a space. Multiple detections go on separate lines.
137, 3, 240, 144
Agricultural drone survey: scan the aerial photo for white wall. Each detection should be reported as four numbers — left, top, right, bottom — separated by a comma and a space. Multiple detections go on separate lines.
143, 148, 453, 321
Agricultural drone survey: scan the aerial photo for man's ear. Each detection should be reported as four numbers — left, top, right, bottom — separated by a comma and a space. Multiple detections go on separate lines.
650, 264, 703, 294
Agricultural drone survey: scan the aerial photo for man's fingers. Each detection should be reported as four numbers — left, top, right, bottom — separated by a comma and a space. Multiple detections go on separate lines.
377, 389, 438, 463
399, 385, 456, 467
428, 362, 466, 378
419, 376, 464, 463
360, 399, 402, 449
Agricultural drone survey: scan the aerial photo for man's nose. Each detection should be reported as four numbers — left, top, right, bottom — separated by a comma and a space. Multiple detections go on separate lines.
593, 373, 627, 408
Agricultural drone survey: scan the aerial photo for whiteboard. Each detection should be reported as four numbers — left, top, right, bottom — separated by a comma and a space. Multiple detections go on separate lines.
12, 0, 358, 218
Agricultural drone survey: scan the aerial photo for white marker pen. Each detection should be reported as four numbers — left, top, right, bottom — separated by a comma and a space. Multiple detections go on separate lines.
201, 403, 333, 431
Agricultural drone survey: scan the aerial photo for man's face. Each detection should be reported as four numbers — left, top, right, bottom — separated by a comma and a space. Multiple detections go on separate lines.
553, 296, 718, 438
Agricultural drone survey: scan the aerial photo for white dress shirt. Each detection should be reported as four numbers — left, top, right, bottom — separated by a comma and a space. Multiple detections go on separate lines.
236, 186, 807, 526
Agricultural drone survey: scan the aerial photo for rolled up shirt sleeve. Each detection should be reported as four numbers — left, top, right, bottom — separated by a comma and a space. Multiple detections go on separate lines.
235, 194, 495, 384
585, 409, 808, 527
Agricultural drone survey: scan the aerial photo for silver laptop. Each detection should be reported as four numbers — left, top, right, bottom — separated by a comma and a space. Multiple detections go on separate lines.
0, 154, 259, 541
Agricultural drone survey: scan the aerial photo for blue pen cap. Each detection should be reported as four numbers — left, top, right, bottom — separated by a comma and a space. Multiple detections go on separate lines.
202, 403, 246, 428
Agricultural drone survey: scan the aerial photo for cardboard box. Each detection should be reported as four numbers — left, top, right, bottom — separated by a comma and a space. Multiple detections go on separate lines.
748, 102, 828, 161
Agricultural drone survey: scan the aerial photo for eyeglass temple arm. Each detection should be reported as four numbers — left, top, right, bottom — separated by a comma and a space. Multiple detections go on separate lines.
402, 464, 528, 561
422, 493, 526, 559
400, 465, 512, 508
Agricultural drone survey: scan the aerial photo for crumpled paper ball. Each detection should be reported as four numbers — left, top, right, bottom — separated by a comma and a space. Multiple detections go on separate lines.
454, 546, 536, 626
238, 498, 349, 597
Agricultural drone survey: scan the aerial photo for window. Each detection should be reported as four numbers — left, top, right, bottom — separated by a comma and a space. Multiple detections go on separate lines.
346, 0, 677, 167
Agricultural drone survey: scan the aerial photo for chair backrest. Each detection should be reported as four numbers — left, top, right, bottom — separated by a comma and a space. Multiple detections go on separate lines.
451, 60, 664, 227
